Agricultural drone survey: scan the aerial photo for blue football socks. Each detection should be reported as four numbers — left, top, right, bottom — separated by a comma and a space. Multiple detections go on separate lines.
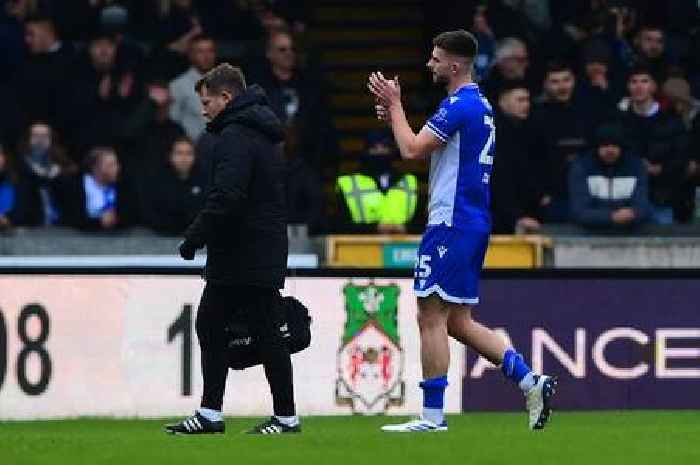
419, 375, 448, 424
501, 349, 536, 392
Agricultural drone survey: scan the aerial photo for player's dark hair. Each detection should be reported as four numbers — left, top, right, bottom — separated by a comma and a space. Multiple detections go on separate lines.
544, 60, 574, 77
195, 63, 247, 96
433, 30, 478, 60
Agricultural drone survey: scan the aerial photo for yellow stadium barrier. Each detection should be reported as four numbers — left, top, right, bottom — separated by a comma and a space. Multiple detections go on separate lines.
326, 235, 551, 268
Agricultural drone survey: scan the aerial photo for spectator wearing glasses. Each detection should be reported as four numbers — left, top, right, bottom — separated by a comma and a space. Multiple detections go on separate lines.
248, 28, 336, 170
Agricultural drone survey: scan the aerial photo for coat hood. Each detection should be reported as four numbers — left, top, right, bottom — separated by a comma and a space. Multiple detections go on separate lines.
207, 84, 285, 143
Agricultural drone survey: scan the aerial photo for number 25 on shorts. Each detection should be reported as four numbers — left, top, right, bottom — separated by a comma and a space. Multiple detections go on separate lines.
415, 254, 432, 278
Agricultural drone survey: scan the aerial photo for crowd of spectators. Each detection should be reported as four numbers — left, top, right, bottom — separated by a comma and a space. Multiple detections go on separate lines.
449, 0, 700, 233
0, 0, 330, 234
1, 0, 700, 237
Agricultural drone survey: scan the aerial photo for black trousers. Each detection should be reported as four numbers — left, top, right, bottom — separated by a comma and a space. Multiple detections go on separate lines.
195, 283, 296, 416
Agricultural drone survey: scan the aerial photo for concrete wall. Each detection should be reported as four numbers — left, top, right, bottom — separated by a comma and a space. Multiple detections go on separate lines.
0, 227, 323, 262
3, 228, 700, 268
553, 237, 700, 268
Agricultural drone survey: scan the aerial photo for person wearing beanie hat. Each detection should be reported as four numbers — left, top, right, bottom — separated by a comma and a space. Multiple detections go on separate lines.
97, 4, 145, 74
568, 123, 650, 230
579, 38, 622, 119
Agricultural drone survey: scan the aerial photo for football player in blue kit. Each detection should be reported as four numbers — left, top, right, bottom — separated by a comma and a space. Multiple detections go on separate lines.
368, 30, 557, 432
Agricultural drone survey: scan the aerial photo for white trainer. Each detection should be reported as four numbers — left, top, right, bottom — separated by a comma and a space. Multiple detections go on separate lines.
525, 375, 558, 430
381, 418, 448, 433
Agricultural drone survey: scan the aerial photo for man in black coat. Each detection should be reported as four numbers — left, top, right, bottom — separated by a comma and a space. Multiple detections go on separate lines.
530, 61, 596, 222
166, 64, 299, 435
490, 81, 547, 234
143, 136, 205, 235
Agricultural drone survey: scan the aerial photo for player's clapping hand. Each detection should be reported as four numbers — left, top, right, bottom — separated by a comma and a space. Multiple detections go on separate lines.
368, 72, 401, 109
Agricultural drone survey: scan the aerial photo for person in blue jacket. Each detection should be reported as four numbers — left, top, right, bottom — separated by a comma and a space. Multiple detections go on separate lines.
569, 123, 650, 230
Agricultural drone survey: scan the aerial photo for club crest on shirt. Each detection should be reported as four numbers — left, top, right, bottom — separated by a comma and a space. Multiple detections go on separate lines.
434, 107, 448, 123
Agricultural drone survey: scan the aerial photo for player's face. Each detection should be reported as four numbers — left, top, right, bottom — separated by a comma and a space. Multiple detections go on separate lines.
198, 85, 231, 122
628, 74, 656, 103
426, 47, 451, 87
544, 70, 575, 103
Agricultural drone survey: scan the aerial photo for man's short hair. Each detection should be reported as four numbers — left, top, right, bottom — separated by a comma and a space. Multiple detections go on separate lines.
544, 61, 574, 77
494, 37, 526, 62
172, 135, 194, 149
90, 29, 117, 44
637, 23, 664, 35
433, 30, 478, 59
191, 34, 215, 46
497, 79, 529, 97
195, 63, 247, 96
85, 146, 116, 172
25, 15, 55, 28
627, 63, 655, 82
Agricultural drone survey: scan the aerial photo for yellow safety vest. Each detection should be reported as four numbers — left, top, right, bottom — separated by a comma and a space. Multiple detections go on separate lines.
337, 174, 418, 225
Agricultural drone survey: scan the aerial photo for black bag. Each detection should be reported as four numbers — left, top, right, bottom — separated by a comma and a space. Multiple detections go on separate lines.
226, 295, 312, 370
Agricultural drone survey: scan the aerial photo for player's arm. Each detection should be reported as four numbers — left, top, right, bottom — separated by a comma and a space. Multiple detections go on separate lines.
387, 103, 443, 160
369, 72, 443, 160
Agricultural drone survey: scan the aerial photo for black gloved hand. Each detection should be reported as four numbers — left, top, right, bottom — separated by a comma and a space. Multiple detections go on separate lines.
178, 239, 197, 260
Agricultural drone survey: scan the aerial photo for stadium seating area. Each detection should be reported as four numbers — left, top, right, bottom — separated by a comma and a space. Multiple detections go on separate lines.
0, 0, 699, 236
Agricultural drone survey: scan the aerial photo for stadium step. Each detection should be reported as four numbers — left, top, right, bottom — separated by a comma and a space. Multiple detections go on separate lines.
308, 0, 427, 160
310, 27, 423, 47
335, 114, 427, 132
323, 46, 424, 67
328, 69, 425, 93
313, 5, 423, 24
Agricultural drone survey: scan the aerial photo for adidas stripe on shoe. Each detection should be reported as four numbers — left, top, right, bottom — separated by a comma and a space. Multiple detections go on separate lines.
247, 417, 301, 435
164, 412, 225, 435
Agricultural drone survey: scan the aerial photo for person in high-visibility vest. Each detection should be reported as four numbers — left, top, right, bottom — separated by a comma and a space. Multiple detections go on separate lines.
335, 130, 420, 233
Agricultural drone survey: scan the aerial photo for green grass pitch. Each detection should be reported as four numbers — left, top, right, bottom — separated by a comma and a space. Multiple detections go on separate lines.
1, 411, 698, 465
